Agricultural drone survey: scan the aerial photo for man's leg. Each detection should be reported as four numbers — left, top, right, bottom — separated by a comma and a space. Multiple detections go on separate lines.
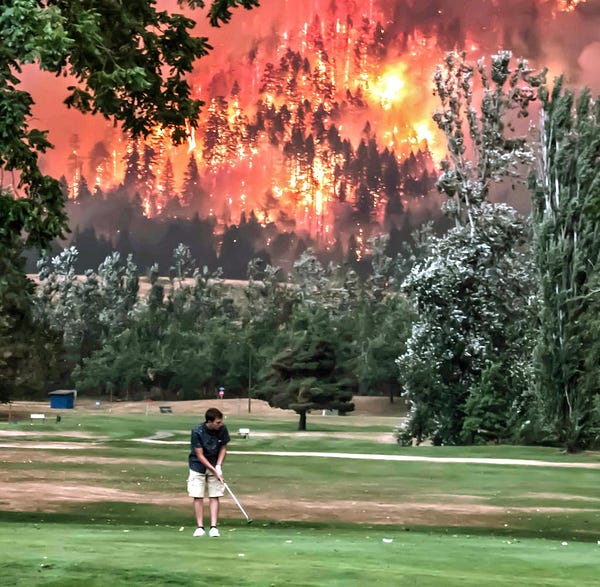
187, 470, 207, 536
194, 497, 204, 528
209, 497, 219, 528
207, 472, 223, 536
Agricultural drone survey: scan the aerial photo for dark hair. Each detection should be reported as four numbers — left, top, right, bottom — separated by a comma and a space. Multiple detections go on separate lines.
205, 407, 223, 422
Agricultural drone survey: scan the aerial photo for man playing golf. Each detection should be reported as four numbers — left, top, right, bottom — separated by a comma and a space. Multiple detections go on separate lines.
187, 407, 230, 537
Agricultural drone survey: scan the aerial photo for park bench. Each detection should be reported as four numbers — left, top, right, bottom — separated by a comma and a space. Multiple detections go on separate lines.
159, 406, 173, 414
30, 413, 46, 422
238, 427, 250, 438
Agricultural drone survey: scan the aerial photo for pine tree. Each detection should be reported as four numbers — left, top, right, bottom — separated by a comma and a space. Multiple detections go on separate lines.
203, 96, 232, 167
88, 141, 111, 188
77, 176, 93, 202
67, 133, 82, 196
370, 22, 387, 64
259, 62, 280, 96
123, 142, 141, 193
162, 158, 177, 202
181, 153, 207, 213
254, 306, 355, 430
354, 181, 374, 223
139, 144, 157, 207
383, 152, 403, 226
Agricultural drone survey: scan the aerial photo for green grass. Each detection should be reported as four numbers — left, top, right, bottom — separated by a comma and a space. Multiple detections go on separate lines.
10, 412, 397, 437
12, 411, 600, 458
2, 409, 600, 585
1, 516, 599, 587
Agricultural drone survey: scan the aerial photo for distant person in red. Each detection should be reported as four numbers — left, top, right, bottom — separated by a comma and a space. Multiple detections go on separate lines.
218, 386, 225, 400
187, 407, 230, 538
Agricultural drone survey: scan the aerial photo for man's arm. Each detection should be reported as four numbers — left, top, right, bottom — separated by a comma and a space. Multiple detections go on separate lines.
194, 447, 223, 481
215, 427, 230, 481
215, 445, 227, 480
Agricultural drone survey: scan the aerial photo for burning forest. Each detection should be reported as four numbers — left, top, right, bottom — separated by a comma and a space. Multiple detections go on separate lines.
20, 0, 600, 270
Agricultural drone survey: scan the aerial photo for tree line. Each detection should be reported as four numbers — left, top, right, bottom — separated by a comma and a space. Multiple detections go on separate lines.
0, 1, 598, 449
26, 185, 445, 280
23, 242, 414, 433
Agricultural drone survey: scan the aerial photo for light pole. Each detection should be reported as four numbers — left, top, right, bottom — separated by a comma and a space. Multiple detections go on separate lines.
247, 350, 252, 414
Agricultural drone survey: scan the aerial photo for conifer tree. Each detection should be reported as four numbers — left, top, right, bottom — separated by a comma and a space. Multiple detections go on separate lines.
182, 153, 207, 213
162, 158, 177, 202
123, 142, 141, 193
255, 306, 355, 430
88, 141, 111, 188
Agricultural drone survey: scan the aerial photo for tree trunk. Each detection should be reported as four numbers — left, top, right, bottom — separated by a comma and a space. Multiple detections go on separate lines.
298, 410, 307, 431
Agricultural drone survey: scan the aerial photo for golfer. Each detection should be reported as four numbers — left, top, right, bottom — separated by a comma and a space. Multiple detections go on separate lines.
187, 407, 230, 537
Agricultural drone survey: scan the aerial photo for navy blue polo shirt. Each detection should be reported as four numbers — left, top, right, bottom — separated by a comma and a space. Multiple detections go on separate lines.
188, 422, 230, 473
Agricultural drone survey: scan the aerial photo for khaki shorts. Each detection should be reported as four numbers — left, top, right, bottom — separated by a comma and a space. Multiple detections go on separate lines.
187, 469, 224, 498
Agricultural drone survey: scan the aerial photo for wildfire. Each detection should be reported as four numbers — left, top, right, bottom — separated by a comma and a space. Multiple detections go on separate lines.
368, 67, 407, 111
39, 0, 589, 254
414, 122, 436, 148
555, 0, 587, 13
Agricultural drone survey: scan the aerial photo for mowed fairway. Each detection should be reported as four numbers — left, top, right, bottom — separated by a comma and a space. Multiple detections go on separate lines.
1, 399, 599, 586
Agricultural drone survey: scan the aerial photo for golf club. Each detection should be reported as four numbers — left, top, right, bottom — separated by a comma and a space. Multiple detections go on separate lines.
224, 482, 253, 524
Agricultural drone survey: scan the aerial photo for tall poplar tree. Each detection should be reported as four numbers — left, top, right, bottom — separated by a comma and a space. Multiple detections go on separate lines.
531, 80, 600, 450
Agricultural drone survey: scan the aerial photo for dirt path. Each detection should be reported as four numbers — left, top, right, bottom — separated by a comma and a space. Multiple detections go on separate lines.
0, 477, 595, 526
2, 458, 597, 525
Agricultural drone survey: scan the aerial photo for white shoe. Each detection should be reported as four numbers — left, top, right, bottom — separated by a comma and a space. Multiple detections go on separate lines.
193, 527, 206, 537
208, 526, 220, 538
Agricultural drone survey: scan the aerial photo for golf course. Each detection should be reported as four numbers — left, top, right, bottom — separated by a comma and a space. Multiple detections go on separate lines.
1, 398, 599, 586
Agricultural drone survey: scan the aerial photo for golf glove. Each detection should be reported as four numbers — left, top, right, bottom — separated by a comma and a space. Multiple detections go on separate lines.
215, 465, 223, 477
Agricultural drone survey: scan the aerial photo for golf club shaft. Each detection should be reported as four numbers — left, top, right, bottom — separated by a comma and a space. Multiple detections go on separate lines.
224, 482, 251, 521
